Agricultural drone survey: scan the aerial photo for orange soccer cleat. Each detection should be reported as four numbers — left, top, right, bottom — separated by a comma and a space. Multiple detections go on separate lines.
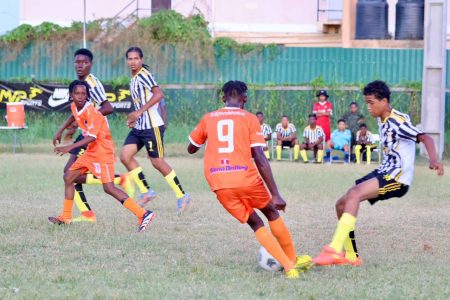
313, 245, 346, 266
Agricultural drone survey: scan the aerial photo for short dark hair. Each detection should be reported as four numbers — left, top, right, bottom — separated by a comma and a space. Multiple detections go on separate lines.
308, 113, 317, 119
69, 80, 91, 100
337, 118, 346, 124
359, 123, 367, 128
221, 80, 248, 98
74, 48, 93, 61
363, 80, 390, 102
256, 111, 264, 116
281, 115, 289, 120
350, 102, 358, 107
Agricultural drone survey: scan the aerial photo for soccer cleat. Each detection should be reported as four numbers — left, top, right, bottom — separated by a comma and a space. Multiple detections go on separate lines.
120, 174, 135, 199
139, 189, 157, 208
341, 256, 363, 267
176, 193, 192, 215
295, 255, 313, 271
72, 211, 97, 223
48, 216, 72, 225
285, 268, 300, 279
137, 210, 155, 233
313, 245, 346, 266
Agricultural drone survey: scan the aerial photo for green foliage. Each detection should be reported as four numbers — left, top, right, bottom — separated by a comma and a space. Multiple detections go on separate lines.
213, 37, 273, 57
1, 24, 36, 43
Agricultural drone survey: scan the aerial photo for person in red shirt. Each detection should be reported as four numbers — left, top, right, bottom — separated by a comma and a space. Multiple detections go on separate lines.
49, 80, 154, 233
187, 80, 312, 279
313, 90, 333, 142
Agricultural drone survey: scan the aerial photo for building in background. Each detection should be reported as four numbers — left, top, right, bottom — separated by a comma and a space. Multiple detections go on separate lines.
10, 0, 450, 48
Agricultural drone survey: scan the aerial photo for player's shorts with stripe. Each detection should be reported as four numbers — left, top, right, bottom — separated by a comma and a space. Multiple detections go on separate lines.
214, 182, 271, 224
70, 154, 115, 184
124, 126, 165, 158
69, 133, 87, 157
355, 170, 409, 205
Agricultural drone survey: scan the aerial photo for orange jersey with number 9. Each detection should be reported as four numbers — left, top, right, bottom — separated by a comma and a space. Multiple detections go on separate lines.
189, 107, 267, 191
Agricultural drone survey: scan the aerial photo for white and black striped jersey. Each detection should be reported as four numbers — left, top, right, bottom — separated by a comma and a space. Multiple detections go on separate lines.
275, 123, 296, 138
85, 73, 107, 107
261, 123, 272, 138
130, 67, 163, 130
303, 125, 324, 143
377, 109, 424, 186
356, 130, 374, 144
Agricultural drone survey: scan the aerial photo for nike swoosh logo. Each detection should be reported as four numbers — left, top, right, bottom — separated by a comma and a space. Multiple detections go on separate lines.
48, 88, 70, 107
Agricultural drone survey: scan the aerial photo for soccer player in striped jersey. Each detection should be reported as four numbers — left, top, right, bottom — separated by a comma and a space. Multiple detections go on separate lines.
53, 49, 133, 223
300, 114, 324, 163
275, 116, 299, 161
256, 112, 272, 159
50, 80, 153, 232
313, 80, 444, 266
354, 123, 376, 164
120, 47, 191, 215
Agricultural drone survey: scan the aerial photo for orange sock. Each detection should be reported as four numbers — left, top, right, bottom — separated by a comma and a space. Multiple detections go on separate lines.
61, 199, 73, 220
123, 198, 146, 219
269, 217, 297, 263
255, 227, 295, 272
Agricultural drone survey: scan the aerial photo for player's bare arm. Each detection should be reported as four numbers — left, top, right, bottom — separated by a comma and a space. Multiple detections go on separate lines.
418, 134, 444, 175
252, 146, 286, 211
54, 136, 95, 156
127, 86, 164, 127
98, 100, 114, 116
53, 115, 76, 145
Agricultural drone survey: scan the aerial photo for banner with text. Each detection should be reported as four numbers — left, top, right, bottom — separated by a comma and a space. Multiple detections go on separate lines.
0, 81, 133, 112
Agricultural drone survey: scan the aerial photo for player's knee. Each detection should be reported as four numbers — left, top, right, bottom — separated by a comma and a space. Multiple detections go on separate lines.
346, 186, 364, 202
247, 212, 265, 232
63, 172, 74, 185
276, 140, 282, 146
120, 153, 130, 166
318, 144, 323, 150
335, 197, 346, 211
103, 184, 114, 195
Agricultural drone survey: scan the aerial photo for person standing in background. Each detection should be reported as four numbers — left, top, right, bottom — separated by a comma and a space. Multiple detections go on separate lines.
313, 90, 333, 142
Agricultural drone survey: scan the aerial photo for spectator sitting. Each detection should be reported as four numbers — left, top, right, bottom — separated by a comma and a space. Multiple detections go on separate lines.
300, 113, 325, 163
256, 111, 273, 160
326, 119, 352, 162
354, 123, 376, 164
275, 115, 299, 161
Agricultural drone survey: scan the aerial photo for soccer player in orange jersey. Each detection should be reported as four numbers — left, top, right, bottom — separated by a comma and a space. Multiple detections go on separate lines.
49, 80, 154, 233
187, 81, 312, 279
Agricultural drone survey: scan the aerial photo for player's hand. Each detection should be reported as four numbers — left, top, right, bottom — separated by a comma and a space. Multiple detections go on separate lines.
429, 160, 444, 176
53, 131, 63, 146
127, 111, 140, 128
271, 194, 287, 212
54, 145, 71, 156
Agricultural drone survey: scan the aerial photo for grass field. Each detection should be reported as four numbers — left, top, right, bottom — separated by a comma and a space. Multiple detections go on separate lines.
0, 150, 449, 299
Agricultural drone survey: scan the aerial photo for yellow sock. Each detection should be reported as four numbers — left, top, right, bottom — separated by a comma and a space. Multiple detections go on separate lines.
113, 176, 121, 185
300, 149, 308, 162
129, 167, 149, 194
73, 190, 91, 212
61, 198, 74, 220
276, 145, 282, 161
329, 213, 356, 253
355, 145, 362, 164
123, 198, 146, 219
255, 227, 295, 272
317, 149, 324, 163
366, 146, 372, 165
165, 170, 185, 199
344, 231, 358, 262
86, 173, 101, 185
269, 217, 297, 263
264, 150, 270, 159
293, 144, 299, 160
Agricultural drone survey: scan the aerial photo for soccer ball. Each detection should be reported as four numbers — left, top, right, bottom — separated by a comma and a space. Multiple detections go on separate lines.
257, 247, 282, 271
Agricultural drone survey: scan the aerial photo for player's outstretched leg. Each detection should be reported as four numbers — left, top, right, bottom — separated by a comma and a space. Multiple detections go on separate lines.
247, 211, 299, 279
260, 204, 313, 272
49, 168, 83, 225
102, 182, 154, 233
313, 178, 378, 266
150, 157, 191, 215
64, 154, 96, 223
336, 196, 362, 266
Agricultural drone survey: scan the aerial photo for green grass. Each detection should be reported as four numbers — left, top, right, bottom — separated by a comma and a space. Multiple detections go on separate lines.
0, 154, 449, 299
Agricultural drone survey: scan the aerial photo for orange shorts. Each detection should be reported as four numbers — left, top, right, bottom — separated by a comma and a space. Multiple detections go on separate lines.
214, 183, 271, 224
70, 154, 115, 184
